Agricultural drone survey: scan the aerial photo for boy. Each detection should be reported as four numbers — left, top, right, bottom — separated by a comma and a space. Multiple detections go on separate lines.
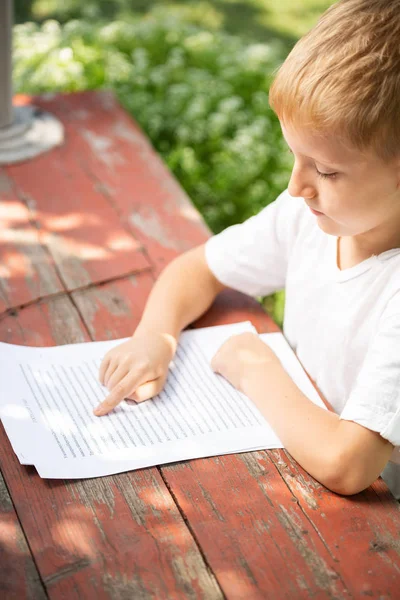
94, 0, 400, 498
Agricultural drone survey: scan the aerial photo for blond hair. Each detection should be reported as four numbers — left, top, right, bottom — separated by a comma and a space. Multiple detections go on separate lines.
269, 0, 400, 160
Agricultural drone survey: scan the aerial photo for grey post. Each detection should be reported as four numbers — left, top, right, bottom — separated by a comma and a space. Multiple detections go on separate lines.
0, 0, 13, 129
0, 0, 64, 164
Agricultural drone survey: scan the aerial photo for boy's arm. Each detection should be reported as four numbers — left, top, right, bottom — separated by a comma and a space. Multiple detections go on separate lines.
246, 363, 393, 495
96, 244, 227, 413
135, 244, 226, 340
212, 333, 394, 496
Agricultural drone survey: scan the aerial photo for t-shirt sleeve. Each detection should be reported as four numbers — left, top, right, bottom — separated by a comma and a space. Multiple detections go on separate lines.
204, 189, 306, 297
340, 296, 400, 447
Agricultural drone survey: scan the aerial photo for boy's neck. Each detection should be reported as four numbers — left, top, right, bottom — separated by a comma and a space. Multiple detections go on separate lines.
337, 231, 400, 270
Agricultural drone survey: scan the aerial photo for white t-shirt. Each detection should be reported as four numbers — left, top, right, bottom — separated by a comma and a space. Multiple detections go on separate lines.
205, 189, 400, 498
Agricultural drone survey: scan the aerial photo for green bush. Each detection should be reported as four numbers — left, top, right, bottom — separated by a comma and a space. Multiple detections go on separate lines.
14, 9, 292, 233
14, 8, 290, 323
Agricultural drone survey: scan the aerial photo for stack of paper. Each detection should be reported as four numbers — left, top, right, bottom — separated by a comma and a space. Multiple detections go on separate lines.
0, 322, 325, 479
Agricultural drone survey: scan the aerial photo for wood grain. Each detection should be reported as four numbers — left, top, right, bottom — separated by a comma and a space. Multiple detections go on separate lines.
0, 469, 47, 600
6, 102, 152, 291
33, 91, 210, 275
269, 449, 400, 598
0, 168, 63, 314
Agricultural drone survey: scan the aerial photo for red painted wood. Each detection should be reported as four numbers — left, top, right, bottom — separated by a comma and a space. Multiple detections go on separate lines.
0, 168, 63, 314
269, 449, 400, 598
6, 104, 152, 290
163, 454, 349, 599
192, 289, 280, 334
0, 297, 88, 347
71, 271, 155, 341
0, 469, 47, 599
0, 293, 222, 599
33, 91, 210, 275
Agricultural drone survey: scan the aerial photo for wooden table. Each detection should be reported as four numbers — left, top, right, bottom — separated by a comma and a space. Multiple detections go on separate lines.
1, 91, 400, 600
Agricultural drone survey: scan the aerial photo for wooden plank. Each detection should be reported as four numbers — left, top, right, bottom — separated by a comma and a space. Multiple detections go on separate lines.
0, 295, 88, 347
71, 271, 155, 341
162, 446, 400, 599
32, 91, 210, 275
0, 468, 47, 600
163, 454, 349, 600
269, 449, 400, 598
6, 106, 152, 291
0, 168, 63, 314
0, 292, 223, 599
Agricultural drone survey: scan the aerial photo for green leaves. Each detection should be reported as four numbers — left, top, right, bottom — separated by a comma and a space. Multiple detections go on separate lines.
14, 9, 291, 233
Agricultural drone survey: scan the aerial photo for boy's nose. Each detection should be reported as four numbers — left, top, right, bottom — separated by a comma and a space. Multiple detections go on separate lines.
288, 168, 316, 199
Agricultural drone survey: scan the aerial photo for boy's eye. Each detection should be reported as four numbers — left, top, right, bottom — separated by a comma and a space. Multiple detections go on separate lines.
315, 168, 337, 180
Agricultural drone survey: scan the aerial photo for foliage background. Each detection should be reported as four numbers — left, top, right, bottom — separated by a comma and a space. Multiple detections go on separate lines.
14, 0, 333, 324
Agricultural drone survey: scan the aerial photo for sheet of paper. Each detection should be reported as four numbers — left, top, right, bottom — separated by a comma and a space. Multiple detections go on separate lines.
0, 322, 325, 479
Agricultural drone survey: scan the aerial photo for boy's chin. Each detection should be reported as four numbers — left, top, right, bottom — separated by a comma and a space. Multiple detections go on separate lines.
315, 217, 342, 237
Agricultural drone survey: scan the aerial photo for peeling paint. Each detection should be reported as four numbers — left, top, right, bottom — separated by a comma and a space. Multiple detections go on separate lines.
171, 552, 224, 600
115, 472, 164, 528
198, 481, 225, 523
0, 473, 13, 511
98, 90, 117, 112
130, 209, 184, 251
102, 570, 150, 600
20, 234, 63, 298
0, 278, 10, 310
0, 171, 13, 194
45, 232, 93, 289
113, 120, 144, 146
369, 528, 400, 561
68, 478, 117, 517
94, 180, 115, 198
112, 120, 208, 229
277, 505, 344, 598
47, 296, 88, 346
71, 109, 89, 121
82, 129, 125, 167
72, 285, 131, 338
291, 477, 320, 511
20, 192, 37, 212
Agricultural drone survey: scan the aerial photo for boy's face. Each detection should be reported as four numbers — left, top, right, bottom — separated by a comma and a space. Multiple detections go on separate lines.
281, 122, 400, 246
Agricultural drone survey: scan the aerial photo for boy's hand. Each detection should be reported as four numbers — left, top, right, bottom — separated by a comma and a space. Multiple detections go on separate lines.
95, 332, 177, 416
211, 332, 281, 393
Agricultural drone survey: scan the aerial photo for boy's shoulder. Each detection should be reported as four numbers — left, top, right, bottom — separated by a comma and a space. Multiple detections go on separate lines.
371, 255, 400, 324
383, 259, 400, 299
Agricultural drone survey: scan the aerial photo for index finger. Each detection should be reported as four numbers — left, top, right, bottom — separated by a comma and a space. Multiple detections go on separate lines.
94, 376, 133, 416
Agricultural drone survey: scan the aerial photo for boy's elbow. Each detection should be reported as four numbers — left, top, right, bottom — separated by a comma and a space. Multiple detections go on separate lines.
323, 474, 368, 496
318, 454, 372, 496
315, 422, 393, 496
